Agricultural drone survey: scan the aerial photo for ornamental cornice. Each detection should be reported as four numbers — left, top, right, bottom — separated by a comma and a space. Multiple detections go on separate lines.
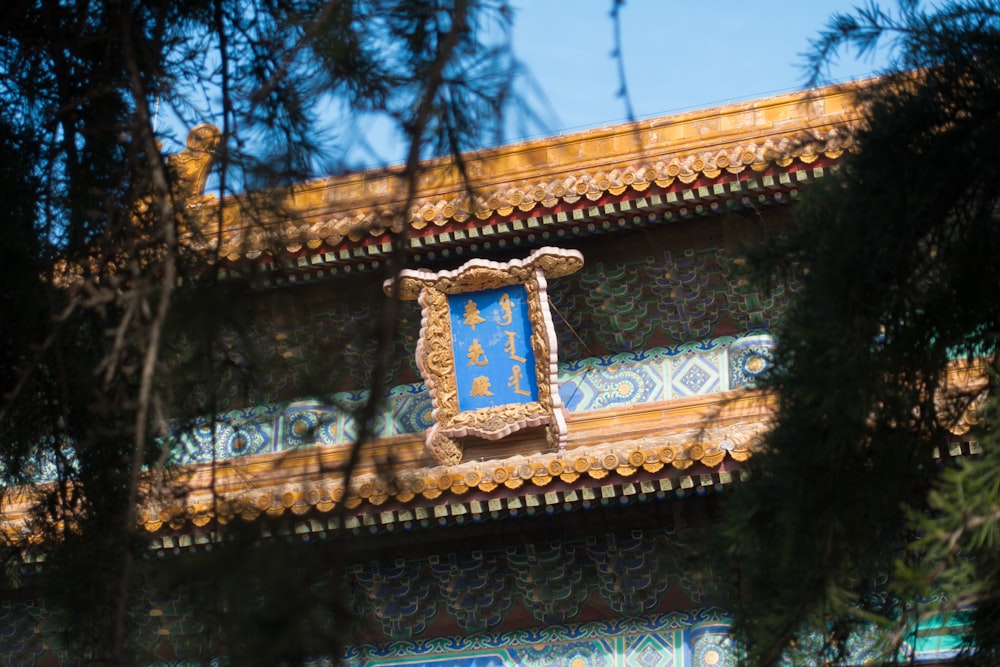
140, 429, 989, 546
140, 417, 770, 535
175, 81, 867, 267
129, 388, 775, 535
398, 130, 851, 232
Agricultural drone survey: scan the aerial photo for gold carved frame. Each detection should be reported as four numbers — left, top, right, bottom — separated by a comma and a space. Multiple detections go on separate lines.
388, 247, 583, 465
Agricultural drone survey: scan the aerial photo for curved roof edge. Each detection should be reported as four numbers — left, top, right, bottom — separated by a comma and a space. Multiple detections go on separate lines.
173, 80, 870, 271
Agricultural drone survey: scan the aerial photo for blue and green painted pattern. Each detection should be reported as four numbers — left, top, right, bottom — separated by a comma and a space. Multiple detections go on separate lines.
0, 595, 967, 665
169, 334, 775, 468
18, 333, 774, 481
344, 610, 736, 667
341, 608, 961, 667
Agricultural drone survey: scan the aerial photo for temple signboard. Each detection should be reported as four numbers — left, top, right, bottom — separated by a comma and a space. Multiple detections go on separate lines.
387, 247, 583, 465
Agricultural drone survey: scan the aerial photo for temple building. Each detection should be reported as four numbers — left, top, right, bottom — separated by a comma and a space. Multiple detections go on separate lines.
0, 80, 967, 665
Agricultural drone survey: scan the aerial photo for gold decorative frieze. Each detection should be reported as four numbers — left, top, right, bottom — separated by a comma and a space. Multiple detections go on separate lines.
137, 418, 772, 534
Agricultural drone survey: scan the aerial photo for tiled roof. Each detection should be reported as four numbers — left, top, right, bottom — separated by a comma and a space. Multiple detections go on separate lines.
173, 80, 867, 275
141, 390, 772, 536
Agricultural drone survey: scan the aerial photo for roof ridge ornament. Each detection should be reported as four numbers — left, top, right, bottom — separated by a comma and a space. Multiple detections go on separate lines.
168, 124, 222, 200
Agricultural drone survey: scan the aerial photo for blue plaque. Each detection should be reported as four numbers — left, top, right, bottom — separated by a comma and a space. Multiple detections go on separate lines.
389, 247, 584, 465
448, 286, 538, 411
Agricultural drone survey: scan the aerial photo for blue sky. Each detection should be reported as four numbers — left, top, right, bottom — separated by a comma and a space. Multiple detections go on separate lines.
511, 1, 889, 138
336, 1, 891, 169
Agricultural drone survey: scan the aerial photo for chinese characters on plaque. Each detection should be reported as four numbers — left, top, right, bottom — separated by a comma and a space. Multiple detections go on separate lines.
449, 286, 537, 410
387, 247, 584, 465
